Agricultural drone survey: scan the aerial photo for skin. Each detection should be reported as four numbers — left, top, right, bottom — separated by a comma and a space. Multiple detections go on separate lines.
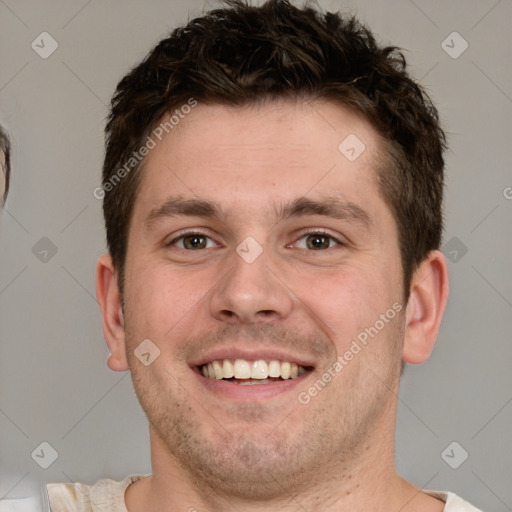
97, 99, 449, 512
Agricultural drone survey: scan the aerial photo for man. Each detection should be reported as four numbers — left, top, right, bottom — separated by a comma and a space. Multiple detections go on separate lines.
47, 0, 481, 510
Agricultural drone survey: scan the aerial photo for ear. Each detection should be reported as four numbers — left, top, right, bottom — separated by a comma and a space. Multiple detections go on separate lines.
96, 253, 129, 371
402, 250, 449, 364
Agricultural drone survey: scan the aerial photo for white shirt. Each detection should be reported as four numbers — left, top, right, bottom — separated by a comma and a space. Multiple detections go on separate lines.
0, 475, 484, 511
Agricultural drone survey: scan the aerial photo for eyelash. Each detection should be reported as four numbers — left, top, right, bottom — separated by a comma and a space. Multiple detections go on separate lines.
166, 229, 343, 251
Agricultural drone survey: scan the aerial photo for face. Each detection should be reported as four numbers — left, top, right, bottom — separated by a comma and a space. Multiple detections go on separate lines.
120, 100, 406, 497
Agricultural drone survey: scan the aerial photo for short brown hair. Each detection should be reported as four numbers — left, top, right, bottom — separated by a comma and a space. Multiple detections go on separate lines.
0, 125, 10, 205
102, 0, 446, 298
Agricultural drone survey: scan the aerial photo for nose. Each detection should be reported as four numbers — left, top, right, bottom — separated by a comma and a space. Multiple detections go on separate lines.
209, 243, 294, 324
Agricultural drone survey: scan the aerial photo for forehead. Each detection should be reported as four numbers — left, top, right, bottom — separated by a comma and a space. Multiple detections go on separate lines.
132, 99, 387, 226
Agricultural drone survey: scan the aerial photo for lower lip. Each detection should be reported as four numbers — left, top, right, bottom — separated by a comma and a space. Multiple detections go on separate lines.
193, 368, 312, 401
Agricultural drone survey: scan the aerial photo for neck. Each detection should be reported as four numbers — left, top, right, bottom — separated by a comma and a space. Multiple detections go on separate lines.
125, 413, 443, 512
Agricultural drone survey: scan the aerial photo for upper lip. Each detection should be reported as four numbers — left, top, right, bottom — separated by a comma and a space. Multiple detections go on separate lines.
190, 347, 316, 369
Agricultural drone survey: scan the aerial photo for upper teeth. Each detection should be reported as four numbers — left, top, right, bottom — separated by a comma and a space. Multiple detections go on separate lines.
201, 359, 306, 380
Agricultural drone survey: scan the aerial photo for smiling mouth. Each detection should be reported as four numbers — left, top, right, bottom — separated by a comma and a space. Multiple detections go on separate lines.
198, 359, 313, 385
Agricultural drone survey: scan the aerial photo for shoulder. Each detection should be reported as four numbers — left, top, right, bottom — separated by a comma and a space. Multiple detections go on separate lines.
426, 490, 484, 512
46, 482, 78, 512
46, 475, 148, 512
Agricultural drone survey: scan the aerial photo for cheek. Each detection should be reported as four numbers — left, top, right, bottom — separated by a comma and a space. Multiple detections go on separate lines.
125, 261, 214, 339
290, 263, 400, 348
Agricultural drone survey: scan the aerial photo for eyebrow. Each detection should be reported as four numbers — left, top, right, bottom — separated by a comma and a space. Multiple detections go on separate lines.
144, 195, 371, 230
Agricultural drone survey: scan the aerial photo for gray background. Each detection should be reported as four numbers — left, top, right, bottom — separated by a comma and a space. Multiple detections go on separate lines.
0, 1, 511, 510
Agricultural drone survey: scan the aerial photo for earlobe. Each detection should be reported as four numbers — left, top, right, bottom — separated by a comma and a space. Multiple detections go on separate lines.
96, 253, 129, 372
402, 250, 449, 364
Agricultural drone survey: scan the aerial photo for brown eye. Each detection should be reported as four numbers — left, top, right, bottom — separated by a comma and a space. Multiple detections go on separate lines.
182, 234, 208, 249
305, 234, 331, 250
168, 233, 215, 250
293, 231, 341, 250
